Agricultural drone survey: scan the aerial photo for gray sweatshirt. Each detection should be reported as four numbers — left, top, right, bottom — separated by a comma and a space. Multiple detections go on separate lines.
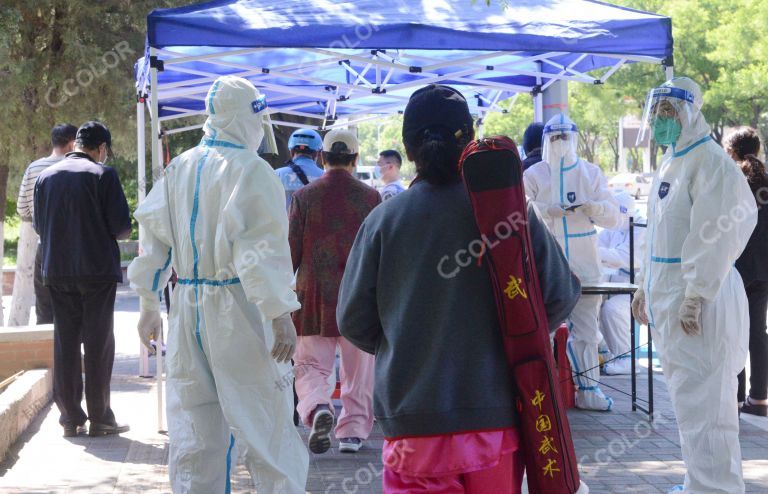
337, 180, 580, 439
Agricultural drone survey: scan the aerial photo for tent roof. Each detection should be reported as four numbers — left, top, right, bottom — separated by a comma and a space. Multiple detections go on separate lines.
137, 0, 672, 129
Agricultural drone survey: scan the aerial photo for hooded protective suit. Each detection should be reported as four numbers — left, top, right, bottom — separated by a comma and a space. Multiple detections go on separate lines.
128, 76, 308, 493
524, 113, 621, 411
635, 77, 756, 493
598, 192, 645, 375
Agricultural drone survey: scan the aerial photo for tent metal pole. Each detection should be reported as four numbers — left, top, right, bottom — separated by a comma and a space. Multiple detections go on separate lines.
534, 62, 544, 123
149, 46, 166, 433
150, 50, 163, 182
665, 65, 674, 80
137, 96, 152, 380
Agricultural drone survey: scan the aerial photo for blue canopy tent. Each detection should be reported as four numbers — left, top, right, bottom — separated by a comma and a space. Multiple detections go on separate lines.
135, 0, 672, 415
136, 0, 673, 187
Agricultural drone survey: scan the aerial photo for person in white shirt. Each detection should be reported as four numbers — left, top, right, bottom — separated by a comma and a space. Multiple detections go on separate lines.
376, 149, 406, 200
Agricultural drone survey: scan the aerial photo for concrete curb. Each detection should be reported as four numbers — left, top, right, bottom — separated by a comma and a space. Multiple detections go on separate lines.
0, 370, 52, 464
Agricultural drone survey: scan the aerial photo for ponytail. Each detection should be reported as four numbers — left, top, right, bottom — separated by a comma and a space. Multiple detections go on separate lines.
726, 128, 768, 195
740, 154, 768, 194
406, 126, 472, 186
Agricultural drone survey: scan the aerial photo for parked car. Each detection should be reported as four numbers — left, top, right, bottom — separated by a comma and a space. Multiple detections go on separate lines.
607, 172, 652, 198
356, 165, 382, 188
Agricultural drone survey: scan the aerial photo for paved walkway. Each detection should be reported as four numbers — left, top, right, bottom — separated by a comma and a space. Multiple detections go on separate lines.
1, 287, 767, 493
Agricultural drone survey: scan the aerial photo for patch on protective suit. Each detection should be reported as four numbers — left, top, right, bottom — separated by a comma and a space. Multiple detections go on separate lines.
567, 192, 576, 203
251, 95, 267, 113
658, 182, 670, 199
620, 205, 628, 213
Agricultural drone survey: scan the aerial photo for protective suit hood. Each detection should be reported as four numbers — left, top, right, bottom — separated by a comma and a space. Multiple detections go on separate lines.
203, 75, 277, 154
639, 77, 712, 151
542, 113, 579, 171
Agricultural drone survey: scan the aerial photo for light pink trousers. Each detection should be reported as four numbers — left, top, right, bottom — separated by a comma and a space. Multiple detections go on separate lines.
294, 335, 375, 439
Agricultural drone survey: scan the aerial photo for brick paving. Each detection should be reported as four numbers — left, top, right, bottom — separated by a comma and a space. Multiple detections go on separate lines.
1, 287, 767, 493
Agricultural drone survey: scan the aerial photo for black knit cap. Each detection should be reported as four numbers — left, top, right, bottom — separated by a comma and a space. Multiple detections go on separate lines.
402, 84, 474, 145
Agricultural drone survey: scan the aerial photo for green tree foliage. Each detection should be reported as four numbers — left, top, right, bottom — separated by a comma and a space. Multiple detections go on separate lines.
0, 1, 190, 166
357, 115, 414, 178
482, 94, 534, 144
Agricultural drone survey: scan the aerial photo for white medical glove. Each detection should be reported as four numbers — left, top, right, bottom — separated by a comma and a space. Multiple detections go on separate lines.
138, 298, 162, 354
631, 287, 649, 326
580, 201, 605, 218
271, 314, 297, 364
679, 297, 702, 336
546, 204, 571, 218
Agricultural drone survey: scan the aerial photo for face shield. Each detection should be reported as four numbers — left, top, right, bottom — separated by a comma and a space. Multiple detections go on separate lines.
542, 116, 579, 166
250, 94, 278, 155
637, 86, 695, 147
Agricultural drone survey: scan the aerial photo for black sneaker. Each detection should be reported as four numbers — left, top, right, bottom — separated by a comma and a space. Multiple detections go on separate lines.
62, 425, 87, 437
89, 422, 130, 437
742, 397, 768, 417
308, 405, 334, 454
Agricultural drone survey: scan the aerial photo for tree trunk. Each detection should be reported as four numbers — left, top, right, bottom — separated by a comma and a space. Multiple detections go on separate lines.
8, 222, 37, 326
0, 165, 9, 325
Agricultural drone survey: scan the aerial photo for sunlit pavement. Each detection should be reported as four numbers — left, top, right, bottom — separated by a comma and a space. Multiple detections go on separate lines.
0, 286, 766, 493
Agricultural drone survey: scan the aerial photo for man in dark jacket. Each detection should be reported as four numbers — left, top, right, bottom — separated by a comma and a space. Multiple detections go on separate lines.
34, 121, 132, 437
522, 122, 544, 170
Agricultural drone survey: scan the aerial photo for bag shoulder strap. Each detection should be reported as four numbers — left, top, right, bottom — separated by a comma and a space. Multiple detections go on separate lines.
287, 159, 310, 186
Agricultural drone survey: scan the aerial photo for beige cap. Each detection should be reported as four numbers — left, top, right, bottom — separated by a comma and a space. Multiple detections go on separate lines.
322, 129, 359, 154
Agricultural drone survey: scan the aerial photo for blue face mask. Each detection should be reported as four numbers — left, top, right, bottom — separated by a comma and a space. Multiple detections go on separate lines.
652, 117, 682, 146
373, 165, 383, 179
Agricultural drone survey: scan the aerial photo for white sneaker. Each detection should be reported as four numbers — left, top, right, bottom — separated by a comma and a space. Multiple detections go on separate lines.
338, 437, 363, 453
603, 357, 636, 375
575, 387, 613, 411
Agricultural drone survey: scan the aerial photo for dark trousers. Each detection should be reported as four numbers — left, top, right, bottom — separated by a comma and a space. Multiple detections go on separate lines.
34, 244, 53, 324
49, 282, 117, 427
738, 279, 768, 401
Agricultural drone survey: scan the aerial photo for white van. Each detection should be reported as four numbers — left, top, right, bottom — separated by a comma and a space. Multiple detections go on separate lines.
356, 165, 381, 188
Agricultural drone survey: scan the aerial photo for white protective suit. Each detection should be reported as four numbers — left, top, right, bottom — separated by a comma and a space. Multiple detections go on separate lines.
598, 192, 645, 375
524, 113, 622, 411
128, 76, 309, 493
637, 77, 756, 493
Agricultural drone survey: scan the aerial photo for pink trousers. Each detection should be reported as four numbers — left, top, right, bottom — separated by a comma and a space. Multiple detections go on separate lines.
382, 448, 524, 493
294, 335, 374, 439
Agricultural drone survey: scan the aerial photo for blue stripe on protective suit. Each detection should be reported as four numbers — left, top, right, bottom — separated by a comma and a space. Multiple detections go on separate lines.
201, 138, 246, 149
225, 433, 235, 494
177, 277, 241, 286
151, 248, 173, 299
567, 230, 597, 238
672, 136, 711, 158
190, 142, 214, 351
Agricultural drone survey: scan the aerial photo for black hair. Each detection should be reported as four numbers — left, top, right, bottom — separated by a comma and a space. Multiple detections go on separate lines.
378, 149, 402, 166
292, 147, 316, 157
725, 128, 768, 194
404, 127, 473, 186
322, 151, 357, 167
51, 124, 77, 148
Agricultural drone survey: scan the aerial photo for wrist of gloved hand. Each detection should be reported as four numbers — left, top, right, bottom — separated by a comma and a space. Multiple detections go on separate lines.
137, 299, 162, 353
140, 296, 161, 312
546, 204, 568, 218
271, 313, 297, 364
679, 296, 703, 336
631, 287, 649, 326
582, 201, 604, 217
